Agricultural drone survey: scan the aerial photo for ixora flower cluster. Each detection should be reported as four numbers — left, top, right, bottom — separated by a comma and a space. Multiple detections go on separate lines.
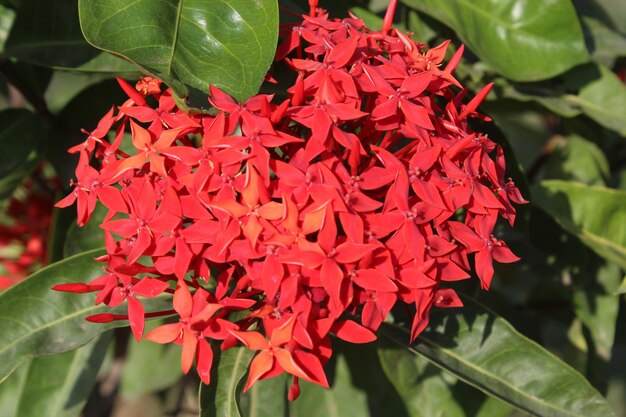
1, 168, 57, 290
54, 1, 525, 400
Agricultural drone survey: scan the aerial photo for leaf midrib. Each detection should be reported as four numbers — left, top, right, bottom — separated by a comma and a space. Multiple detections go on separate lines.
167, 0, 184, 78
382, 310, 613, 417
227, 348, 247, 417
0, 303, 103, 359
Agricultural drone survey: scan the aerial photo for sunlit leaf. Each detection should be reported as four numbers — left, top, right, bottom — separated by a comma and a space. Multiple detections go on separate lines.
78, 0, 279, 103
400, 0, 588, 81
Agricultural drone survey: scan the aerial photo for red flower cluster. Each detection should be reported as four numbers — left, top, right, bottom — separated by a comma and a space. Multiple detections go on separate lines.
54, 2, 525, 399
1, 168, 57, 290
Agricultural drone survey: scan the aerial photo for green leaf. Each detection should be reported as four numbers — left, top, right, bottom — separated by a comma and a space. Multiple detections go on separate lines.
481, 99, 551, 169
381, 296, 617, 417
565, 64, 626, 136
0, 362, 28, 417
506, 63, 626, 135
532, 180, 626, 270
617, 276, 626, 295
289, 354, 371, 417
238, 374, 288, 417
14, 333, 111, 417
542, 135, 610, 186
572, 261, 621, 360
0, 248, 169, 382
120, 320, 182, 400
63, 203, 107, 257
78, 0, 279, 103
289, 341, 410, 417
0, 5, 15, 52
400, 0, 589, 81
377, 341, 465, 417
573, 0, 626, 35
199, 345, 254, 417
580, 16, 626, 67
0, 109, 45, 200
4, 0, 137, 74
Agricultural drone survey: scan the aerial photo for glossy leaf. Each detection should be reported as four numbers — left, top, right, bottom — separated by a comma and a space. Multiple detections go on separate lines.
78, 0, 279, 103
0, 248, 168, 382
532, 180, 626, 270
120, 320, 182, 399
238, 374, 288, 417
199, 345, 253, 417
381, 296, 617, 417
4, 0, 137, 74
0, 109, 45, 200
13, 333, 111, 417
377, 341, 465, 417
568, 64, 626, 136
400, 0, 588, 81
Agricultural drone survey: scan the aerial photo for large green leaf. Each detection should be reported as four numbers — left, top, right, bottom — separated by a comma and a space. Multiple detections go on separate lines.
0, 109, 45, 200
505, 63, 626, 136
199, 345, 254, 417
542, 135, 610, 186
572, 261, 621, 361
377, 342, 465, 417
574, 0, 626, 35
381, 296, 616, 417
4, 0, 137, 74
120, 320, 182, 400
0, 361, 28, 417
580, 16, 626, 67
566, 64, 626, 136
532, 180, 626, 270
290, 341, 410, 417
238, 374, 288, 417
78, 0, 279, 103
400, 0, 588, 81
13, 333, 111, 417
0, 248, 168, 382
289, 355, 371, 417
